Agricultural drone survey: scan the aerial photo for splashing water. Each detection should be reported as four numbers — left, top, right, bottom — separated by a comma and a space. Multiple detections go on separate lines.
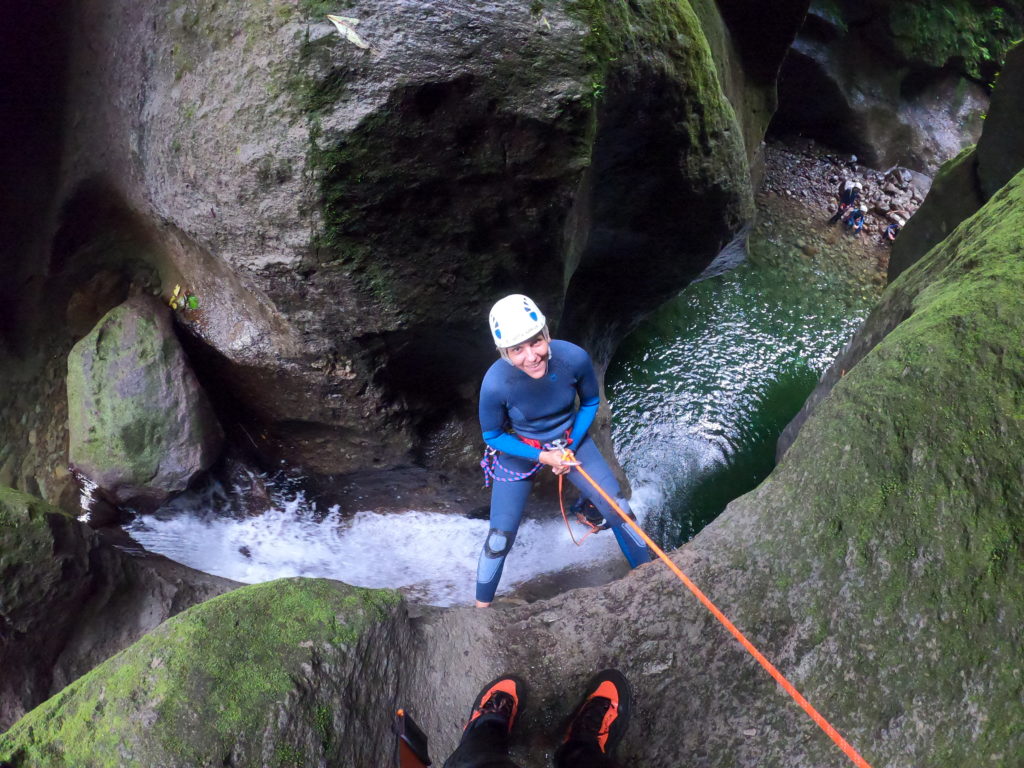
126, 481, 651, 607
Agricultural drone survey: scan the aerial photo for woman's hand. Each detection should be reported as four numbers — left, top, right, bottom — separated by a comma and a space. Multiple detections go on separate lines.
538, 450, 578, 475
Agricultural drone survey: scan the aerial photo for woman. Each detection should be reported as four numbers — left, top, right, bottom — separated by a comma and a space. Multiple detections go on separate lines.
475, 294, 652, 607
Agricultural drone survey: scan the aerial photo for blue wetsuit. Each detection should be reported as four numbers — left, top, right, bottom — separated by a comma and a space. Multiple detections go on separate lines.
476, 340, 652, 603
845, 208, 866, 233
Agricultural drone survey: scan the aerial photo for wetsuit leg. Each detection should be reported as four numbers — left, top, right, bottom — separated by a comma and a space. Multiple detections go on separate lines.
443, 714, 522, 768
476, 455, 535, 603
554, 741, 624, 768
566, 440, 652, 567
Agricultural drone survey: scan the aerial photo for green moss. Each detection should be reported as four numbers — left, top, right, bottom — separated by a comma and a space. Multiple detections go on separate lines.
888, 0, 1024, 81
314, 704, 332, 748
753, 167, 1024, 763
286, 0, 750, 330
0, 579, 402, 767
275, 743, 305, 766
67, 307, 171, 484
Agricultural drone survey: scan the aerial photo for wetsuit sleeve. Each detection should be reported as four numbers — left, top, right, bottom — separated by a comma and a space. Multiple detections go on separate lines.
479, 367, 542, 461
483, 430, 542, 461
570, 401, 599, 445
569, 349, 600, 445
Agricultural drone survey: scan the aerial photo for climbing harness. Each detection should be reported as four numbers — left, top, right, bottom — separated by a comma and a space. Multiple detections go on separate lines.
559, 447, 876, 768
479, 434, 572, 488
543, 437, 605, 546
479, 447, 542, 487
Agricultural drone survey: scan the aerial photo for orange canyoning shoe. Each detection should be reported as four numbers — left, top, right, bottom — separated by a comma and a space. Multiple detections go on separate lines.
463, 675, 524, 736
562, 669, 631, 754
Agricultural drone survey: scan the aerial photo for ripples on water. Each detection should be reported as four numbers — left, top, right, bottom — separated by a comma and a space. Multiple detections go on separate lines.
607, 247, 876, 548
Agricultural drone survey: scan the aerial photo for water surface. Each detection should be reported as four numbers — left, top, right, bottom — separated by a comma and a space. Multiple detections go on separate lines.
608, 215, 880, 547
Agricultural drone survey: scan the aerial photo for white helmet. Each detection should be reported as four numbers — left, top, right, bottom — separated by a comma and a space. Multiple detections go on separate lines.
489, 294, 546, 348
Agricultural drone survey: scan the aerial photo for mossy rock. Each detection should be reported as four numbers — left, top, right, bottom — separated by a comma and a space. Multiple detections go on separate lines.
1, 486, 239, 732
888, 145, 983, 281
66, 294, 223, 507
885, 0, 1023, 81
1, 487, 93, 730
0, 579, 406, 768
721, 165, 1024, 764
976, 41, 1024, 200
0, 487, 84, 638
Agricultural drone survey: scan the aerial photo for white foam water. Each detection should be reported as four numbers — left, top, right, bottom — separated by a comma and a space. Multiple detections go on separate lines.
126, 485, 657, 607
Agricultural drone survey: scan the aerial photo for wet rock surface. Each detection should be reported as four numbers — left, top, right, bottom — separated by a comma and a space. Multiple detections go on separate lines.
760, 137, 924, 259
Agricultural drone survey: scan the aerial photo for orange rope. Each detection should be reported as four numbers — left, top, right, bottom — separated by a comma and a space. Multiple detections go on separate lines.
556, 473, 601, 546
565, 453, 874, 768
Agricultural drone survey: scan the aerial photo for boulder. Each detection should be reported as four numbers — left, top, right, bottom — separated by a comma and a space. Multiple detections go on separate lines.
0, 486, 237, 732
67, 294, 223, 509
0, 579, 406, 767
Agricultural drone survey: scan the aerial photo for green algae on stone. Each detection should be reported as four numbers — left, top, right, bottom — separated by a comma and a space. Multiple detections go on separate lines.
566, 0, 746, 157
0, 487, 78, 631
0, 579, 403, 768
887, 0, 1024, 81
66, 295, 222, 506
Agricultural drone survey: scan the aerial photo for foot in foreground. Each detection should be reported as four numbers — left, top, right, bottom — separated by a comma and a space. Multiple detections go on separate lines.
442, 669, 630, 768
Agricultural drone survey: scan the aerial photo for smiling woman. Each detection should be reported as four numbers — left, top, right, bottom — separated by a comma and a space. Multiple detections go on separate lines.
474, 295, 653, 607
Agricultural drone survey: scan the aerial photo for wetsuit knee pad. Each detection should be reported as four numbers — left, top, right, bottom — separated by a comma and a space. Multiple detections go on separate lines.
483, 528, 515, 558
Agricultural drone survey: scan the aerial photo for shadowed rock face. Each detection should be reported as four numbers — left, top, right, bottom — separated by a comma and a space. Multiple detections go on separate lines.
0, 487, 237, 732
0, 0, 69, 356
887, 40, 1024, 283
769, 0, 1016, 173
975, 42, 1024, 201
0, 576, 407, 767
0, 0, 806, 484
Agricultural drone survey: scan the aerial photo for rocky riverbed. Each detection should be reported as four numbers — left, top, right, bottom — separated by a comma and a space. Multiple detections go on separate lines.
760, 136, 928, 266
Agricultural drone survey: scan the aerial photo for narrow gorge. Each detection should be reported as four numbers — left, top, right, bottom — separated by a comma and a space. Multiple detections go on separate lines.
1, 1, 1022, 766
